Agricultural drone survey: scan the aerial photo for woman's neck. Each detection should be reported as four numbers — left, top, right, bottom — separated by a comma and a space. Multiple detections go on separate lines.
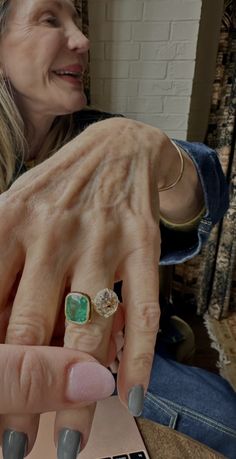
24, 117, 55, 162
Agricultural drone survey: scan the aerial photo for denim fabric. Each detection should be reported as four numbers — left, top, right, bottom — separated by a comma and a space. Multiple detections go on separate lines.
160, 140, 229, 265
143, 354, 236, 458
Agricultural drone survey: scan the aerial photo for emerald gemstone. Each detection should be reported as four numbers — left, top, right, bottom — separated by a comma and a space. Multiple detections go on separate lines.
65, 293, 91, 325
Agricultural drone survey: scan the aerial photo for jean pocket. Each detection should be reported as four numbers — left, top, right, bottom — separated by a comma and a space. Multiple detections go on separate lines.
143, 392, 178, 429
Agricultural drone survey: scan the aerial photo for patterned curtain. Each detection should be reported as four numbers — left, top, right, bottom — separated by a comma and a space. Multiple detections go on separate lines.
173, 0, 236, 320
74, 0, 91, 104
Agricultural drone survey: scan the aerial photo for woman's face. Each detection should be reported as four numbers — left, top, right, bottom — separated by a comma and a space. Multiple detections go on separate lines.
0, 0, 90, 121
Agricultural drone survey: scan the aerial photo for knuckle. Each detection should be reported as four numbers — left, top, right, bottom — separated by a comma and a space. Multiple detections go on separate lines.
6, 314, 48, 345
18, 350, 51, 409
132, 351, 154, 373
65, 323, 104, 354
131, 302, 160, 333
130, 219, 160, 249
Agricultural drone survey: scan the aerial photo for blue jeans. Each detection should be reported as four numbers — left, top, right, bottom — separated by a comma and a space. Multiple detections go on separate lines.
142, 354, 236, 458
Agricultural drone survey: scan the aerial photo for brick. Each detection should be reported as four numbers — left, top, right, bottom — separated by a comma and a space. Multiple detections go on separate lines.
164, 96, 190, 113
139, 80, 172, 96
168, 61, 195, 79
141, 43, 177, 61
171, 22, 199, 41
141, 42, 198, 61
144, 0, 202, 21
176, 42, 198, 60
90, 22, 132, 41
104, 79, 139, 97
130, 62, 167, 79
90, 43, 105, 60
172, 80, 193, 95
125, 114, 188, 130
139, 79, 193, 96
133, 22, 170, 41
105, 43, 140, 60
107, 0, 144, 21
90, 61, 129, 78
127, 97, 163, 113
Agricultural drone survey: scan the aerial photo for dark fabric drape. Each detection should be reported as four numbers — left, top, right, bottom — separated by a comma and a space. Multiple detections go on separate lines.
173, 0, 236, 320
74, 0, 91, 104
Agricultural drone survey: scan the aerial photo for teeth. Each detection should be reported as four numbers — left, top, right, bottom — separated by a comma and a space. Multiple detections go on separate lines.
54, 70, 82, 77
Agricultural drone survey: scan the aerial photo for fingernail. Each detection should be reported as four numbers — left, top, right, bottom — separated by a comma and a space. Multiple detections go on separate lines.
66, 362, 115, 402
2, 430, 28, 459
128, 385, 144, 417
57, 429, 81, 459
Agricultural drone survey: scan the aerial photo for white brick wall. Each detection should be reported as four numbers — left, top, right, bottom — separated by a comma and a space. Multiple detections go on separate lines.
88, 0, 202, 140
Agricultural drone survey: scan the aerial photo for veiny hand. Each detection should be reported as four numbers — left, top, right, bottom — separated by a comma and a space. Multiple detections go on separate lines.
0, 117, 167, 453
0, 344, 114, 455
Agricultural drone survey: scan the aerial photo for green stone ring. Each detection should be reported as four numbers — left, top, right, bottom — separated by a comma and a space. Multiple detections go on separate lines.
65, 288, 120, 325
65, 292, 92, 325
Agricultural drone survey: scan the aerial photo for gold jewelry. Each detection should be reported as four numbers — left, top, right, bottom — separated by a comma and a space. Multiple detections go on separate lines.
158, 141, 184, 192
160, 206, 205, 231
65, 292, 92, 325
65, 288, 119, 325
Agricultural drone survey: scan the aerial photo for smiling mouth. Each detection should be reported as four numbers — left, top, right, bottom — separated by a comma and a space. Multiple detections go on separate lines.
54, 69, 83, 77
53, 69, 84, 81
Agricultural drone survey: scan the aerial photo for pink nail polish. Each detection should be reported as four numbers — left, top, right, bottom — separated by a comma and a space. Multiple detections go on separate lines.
66, 362, 115, 402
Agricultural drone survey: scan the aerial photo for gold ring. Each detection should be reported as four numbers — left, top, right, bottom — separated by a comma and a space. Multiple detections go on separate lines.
65, 292, 92, 325
65, 288, 119, 325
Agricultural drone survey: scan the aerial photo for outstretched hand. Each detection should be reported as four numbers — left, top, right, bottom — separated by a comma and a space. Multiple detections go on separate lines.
0, 117, 166, 453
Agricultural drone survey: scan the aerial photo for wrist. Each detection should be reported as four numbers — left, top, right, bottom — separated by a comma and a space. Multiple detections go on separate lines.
158, 141, 184, 192
158, 142, 205, 224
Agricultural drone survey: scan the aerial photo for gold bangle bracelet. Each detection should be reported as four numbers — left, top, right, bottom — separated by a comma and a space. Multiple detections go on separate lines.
160, 206, 206, 231
158, 141, 184, 192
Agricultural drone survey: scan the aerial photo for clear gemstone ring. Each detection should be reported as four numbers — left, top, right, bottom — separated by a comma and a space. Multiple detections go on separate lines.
93, 288, 119, 319
65, 288, 119, 325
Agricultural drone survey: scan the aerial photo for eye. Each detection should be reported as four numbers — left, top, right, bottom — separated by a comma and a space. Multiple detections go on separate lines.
41, 13, 60, 27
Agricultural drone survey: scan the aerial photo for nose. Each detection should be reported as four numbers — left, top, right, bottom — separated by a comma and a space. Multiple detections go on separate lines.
67, 26, 90, 53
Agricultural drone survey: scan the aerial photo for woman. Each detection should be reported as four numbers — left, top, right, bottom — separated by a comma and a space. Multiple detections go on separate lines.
0, 1, 235, 458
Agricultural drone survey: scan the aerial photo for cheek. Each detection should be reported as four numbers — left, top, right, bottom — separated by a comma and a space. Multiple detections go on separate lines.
3, 31, 64, 77
35, 31, 65, 67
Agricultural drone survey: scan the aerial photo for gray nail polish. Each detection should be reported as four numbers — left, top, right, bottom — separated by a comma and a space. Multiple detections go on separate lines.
128, 385, 144, 417
57, 429, 81, 459
2, 430, 28, 459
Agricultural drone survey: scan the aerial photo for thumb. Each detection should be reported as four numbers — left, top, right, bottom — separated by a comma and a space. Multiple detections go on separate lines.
0, 344, 115, 414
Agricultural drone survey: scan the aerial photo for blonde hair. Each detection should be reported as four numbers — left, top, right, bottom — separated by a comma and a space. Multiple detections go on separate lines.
0, 0, 75, 193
